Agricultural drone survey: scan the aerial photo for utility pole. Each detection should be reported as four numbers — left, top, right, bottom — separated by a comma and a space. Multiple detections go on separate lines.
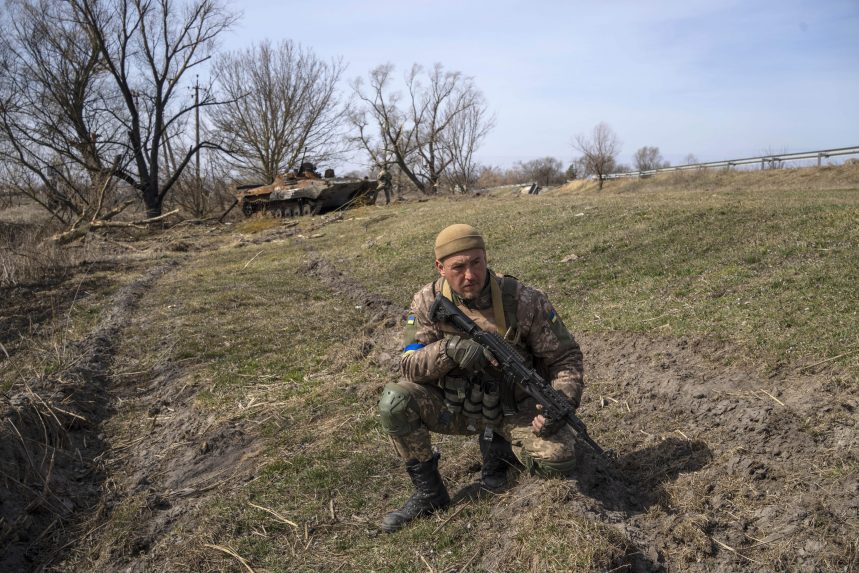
194, 74, 201, 193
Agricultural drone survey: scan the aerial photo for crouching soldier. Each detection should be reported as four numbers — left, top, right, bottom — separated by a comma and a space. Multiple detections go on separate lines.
378, 223, 586, 532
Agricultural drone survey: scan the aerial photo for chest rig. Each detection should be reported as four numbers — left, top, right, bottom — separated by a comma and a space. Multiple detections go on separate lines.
434, 273, 523, 424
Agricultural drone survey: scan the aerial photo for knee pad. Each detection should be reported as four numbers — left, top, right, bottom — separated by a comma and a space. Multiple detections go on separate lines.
378, 383, 422, 436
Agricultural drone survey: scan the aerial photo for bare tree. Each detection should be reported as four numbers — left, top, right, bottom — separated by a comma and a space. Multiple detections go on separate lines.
210, 40, 347, 183
516, 157, 565, 187
443, 97, 495, 192
166, 147, 235, 217
633, 145, 667, 172
573, 122, 621, 189
473, 164, 506, 188
350, 63, 493, 194
0, 0, 121, 224
570, 156, 591, 179
74, 0, 237, 218
0, 0, 238, 224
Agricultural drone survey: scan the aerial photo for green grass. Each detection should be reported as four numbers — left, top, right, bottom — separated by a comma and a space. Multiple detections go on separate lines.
122, 243, 370, 407
159, 171, 857, 570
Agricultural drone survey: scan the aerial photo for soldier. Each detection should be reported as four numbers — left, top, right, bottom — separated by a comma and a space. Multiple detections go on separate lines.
378, 224, 585, 532
376, 165, 393, 205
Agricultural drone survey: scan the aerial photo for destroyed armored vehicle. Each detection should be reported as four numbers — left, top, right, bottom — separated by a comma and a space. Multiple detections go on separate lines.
237, 163, 376, 218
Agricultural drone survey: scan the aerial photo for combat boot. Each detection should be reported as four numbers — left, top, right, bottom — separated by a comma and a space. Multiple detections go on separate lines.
479, 432, 520, 490
381, 453, 450, 533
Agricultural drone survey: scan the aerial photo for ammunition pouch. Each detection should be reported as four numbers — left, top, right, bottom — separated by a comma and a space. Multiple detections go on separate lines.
481, 379, 502, 423
464, 381, 483, 418
441, 372, 511, 424
441, 374, 468, 414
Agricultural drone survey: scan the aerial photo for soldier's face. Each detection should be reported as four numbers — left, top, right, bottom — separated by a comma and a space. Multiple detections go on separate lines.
435, 249, 487, 300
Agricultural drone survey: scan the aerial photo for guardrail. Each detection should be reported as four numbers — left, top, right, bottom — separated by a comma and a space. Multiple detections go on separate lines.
604, 145, 859, 179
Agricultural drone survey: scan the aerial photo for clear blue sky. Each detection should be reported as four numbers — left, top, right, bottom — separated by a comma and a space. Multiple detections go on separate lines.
222, 0, 859, 169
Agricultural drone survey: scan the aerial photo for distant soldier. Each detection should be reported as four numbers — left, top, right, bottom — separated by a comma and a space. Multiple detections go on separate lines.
376, 165, 393, 205
377, 224, 585, 532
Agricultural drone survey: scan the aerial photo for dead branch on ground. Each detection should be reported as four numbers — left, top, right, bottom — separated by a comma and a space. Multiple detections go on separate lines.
52, 209, 180, 245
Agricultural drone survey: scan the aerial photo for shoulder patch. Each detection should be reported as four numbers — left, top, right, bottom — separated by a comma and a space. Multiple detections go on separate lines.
546, 304, 572, 345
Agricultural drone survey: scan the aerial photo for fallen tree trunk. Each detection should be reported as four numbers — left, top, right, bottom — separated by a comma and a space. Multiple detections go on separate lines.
51, 209, 180, 245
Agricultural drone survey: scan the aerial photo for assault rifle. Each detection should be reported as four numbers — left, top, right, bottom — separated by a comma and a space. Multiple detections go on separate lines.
429, 293, 606, 456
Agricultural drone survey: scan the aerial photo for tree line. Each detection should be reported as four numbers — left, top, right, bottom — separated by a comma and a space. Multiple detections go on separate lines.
0, 0, 685, 227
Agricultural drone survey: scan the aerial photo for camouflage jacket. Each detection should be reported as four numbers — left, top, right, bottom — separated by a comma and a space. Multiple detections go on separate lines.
400, 273, 584, 409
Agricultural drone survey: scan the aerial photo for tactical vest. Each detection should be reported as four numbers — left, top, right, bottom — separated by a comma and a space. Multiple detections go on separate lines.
432, 272, 521, 345
431, 273, 526, 422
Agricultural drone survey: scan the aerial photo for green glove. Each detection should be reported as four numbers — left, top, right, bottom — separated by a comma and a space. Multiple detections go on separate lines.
446, 335, 494, 374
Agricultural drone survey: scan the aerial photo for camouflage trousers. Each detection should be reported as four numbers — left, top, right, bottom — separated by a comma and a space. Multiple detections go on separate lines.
386, 379, 577, 467
375, 183, 391, 205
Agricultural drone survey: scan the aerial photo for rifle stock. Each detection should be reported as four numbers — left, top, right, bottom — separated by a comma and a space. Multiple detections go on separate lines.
429, 292, 606, 456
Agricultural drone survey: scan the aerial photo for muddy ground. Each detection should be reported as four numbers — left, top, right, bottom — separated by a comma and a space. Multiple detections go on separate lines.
1, 220, 856, 572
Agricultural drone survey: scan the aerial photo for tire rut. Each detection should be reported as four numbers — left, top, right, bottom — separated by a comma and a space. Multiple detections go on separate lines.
0, 261, 179, 572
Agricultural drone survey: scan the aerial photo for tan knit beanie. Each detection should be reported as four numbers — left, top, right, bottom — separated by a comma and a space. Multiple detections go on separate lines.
434, 224, 485, 260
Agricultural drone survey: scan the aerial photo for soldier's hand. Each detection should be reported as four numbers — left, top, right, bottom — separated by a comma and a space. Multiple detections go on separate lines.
532, 404, 564, 438
445, 335, 495, 373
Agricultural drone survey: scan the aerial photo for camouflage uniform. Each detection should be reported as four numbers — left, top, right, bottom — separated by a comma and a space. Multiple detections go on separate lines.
381, 271, 584, 475
376, 167, 392, 205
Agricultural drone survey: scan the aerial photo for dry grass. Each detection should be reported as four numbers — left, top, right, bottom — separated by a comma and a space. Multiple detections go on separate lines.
4, 163, 858, 572
233, 216, 288, 234
0, 221, 78, 288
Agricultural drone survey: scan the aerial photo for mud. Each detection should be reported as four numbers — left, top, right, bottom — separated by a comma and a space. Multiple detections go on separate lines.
79, 352, 262, 572
583, 333, 858, 571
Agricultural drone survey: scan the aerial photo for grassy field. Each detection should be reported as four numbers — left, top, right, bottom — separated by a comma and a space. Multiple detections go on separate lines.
316, 168, 859, 377
3, 165, 858, 572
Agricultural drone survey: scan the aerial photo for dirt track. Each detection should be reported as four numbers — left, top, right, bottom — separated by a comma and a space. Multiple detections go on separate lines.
0, 261, 178, 571
2, 240, 856, 571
